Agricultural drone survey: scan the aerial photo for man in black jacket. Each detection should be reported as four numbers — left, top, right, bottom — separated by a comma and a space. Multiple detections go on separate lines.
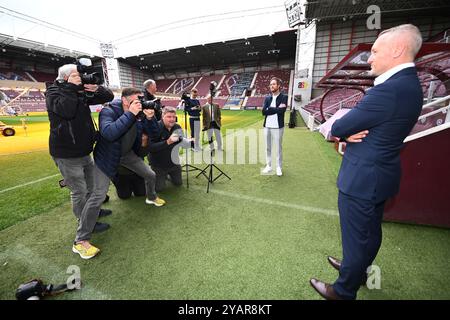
46, 63, 113, 260
148, 106, 192, 192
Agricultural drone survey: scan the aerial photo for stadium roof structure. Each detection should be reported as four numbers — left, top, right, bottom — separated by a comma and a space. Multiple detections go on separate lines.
118, 30, 296, 75
304, 0, 450, 25
0, 33, 94, 67
0, 1, 292, 59
316, 42, 450, 89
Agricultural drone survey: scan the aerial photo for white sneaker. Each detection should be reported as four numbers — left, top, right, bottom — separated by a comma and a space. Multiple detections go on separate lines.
276, 167, 283, 176
261, 165, 272, 174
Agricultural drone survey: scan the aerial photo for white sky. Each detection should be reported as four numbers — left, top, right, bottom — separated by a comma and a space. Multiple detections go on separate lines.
0, 0, 292, 58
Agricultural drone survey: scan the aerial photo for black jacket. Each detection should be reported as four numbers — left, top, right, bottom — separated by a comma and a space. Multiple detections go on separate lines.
262, 93, 289, 128
94, 99, 159, 178
148, 121, 186, 169
45, 81, 114, 158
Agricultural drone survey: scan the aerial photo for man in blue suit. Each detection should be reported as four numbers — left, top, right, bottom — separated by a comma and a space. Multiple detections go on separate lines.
310, 24, 424, 300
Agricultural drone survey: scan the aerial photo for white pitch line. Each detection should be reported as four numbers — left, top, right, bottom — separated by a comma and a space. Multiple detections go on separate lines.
190, 185, 339, 216
0, 173, 61, 194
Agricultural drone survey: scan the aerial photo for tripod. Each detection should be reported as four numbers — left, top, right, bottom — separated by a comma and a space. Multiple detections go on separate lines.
196, 85, 231, 193
181, 103, 202, 188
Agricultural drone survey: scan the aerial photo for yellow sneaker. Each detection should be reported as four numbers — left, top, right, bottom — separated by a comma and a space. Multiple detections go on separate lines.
145, 196, 166, 207
72, 243, 100, 260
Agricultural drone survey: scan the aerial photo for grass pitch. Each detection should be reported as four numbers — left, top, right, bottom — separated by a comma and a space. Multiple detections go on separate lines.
0, 111, 449, 300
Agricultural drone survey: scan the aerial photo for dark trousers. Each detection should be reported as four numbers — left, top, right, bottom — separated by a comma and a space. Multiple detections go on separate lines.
152, 165, 183, 192
113, 173, 146, 199
333, 191, 386, 300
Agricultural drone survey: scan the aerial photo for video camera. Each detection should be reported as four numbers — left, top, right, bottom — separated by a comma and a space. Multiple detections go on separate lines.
76, 57, 102, 85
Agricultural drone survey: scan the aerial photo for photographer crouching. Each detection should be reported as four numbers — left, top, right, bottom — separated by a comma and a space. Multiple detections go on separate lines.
46, 61, 114, 260
148, 107, 192, 192
90, 88, 166, 231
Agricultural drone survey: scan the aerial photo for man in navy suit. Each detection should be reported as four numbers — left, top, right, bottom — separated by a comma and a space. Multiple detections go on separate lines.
310, 24, 424, 300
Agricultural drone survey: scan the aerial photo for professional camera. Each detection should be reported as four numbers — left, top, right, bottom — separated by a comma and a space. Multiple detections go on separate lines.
137, 96, 162, 120
16, 278, 76, 300
76, 57, 102, 85
181, 92, 191, 102
16, 279, 50, 300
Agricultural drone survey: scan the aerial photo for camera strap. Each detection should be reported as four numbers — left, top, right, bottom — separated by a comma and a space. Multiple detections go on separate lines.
91, 113, 100, 144
46, 283, 75, 296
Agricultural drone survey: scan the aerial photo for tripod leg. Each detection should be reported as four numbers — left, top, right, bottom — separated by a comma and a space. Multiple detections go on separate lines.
185, 150, 189, 188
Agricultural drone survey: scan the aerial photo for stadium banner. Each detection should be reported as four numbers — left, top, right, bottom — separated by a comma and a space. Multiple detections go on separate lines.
292, 74, 312, 110
100, 43, 121, 89
285, 0, 303, 28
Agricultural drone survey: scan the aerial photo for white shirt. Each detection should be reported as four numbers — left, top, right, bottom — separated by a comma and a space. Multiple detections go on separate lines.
265, 94, 280, 128
210, 104, 214, 121
373, 62, 415, 86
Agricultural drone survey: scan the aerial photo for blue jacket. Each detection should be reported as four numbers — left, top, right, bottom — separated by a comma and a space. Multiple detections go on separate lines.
262, 93, 288, 128
93, 99, 159, 178
331, 67, 423, 202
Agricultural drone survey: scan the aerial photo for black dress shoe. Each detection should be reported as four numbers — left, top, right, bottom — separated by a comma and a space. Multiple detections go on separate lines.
327, 256, 341, 271
93, 222, 110, 233
310, 278, 343, 300
98, 209, 112, 218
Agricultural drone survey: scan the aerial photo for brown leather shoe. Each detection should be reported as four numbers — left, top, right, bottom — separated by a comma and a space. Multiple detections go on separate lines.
327, 256, 341, 271
310, 278, 343, 300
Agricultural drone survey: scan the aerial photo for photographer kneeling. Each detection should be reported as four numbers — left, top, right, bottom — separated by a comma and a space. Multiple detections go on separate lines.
89, 88, 166, 230
148, 107, 192, 192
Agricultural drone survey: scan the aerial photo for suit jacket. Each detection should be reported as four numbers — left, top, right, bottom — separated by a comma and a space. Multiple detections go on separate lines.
331, 67, 423, 202
262, 93, 288, 128
202, 103, 221, 130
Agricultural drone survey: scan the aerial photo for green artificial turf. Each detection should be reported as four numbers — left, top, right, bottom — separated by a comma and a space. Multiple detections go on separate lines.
0, 112, 449, 300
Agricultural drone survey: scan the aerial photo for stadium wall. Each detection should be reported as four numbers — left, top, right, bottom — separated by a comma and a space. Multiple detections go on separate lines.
311, 16, 450, 99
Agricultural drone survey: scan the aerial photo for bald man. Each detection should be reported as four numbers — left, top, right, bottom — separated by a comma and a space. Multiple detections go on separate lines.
310, 24, 424, 300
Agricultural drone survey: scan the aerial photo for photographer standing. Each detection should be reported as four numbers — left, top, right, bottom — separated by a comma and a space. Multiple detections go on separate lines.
148, 107, 192, 192
184, 88, 202, 152
46, 63, 114, 260
90, 88, 166, 224
143, 79, 162, 121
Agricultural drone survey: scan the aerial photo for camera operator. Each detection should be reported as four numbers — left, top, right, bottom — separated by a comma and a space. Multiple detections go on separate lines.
148, 107, 192, 192
89, 88, 166, 225
184, 88, 202, 152
46, 63, 114, 260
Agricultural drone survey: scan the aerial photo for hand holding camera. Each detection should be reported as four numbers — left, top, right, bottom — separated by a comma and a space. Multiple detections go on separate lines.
167, 133, 181, 145
84, 84, 99, 92
143, 109, 155, 120
129, 100, 142, 116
